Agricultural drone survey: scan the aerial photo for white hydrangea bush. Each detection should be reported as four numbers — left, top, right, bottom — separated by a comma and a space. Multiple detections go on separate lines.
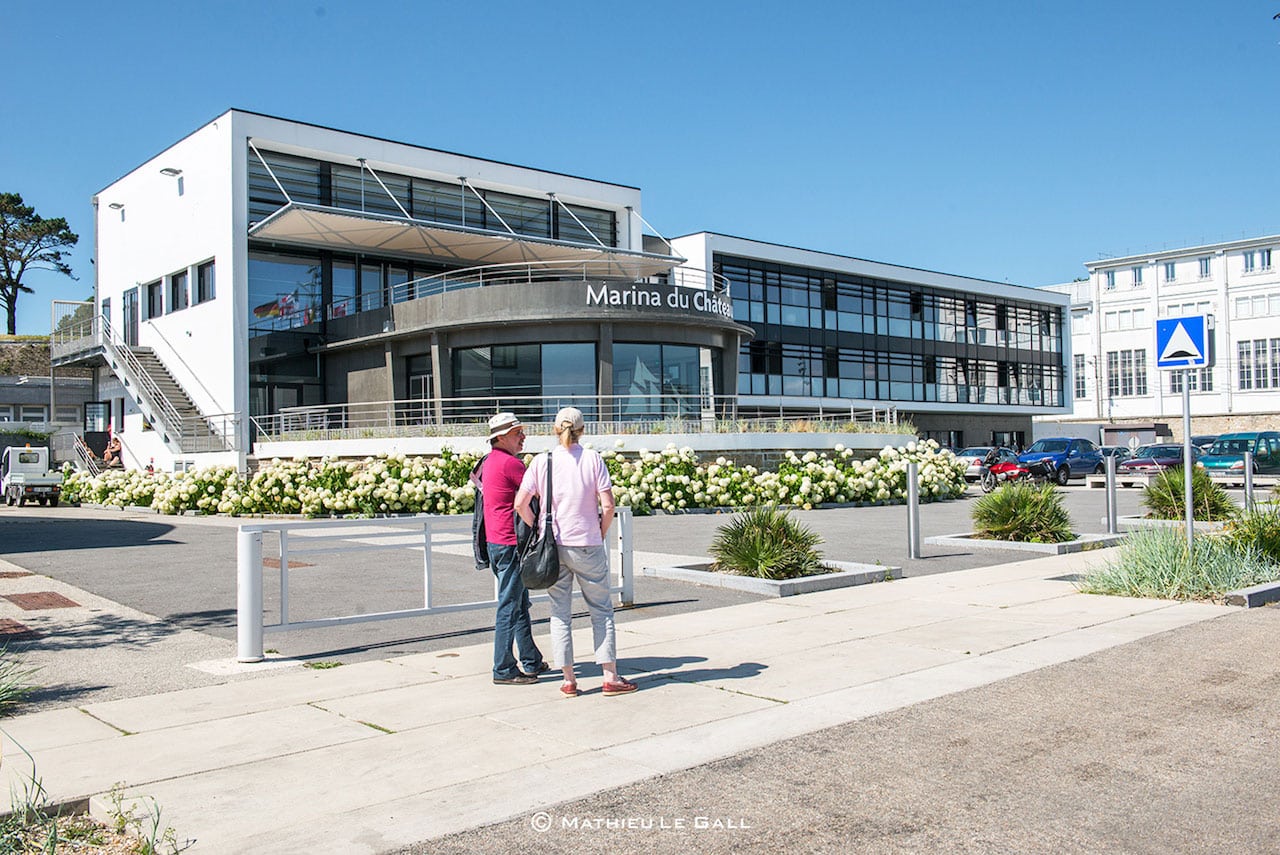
60, 439, 965, 518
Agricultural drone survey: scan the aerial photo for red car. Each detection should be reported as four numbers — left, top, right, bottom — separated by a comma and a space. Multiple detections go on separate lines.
1117, 443, 1200, 486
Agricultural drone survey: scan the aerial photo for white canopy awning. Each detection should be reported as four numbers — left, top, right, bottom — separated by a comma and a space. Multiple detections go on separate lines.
248, 203, 684, 280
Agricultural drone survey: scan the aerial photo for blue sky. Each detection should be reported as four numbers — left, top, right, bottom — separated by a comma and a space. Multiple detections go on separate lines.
3, 1, 1278, 334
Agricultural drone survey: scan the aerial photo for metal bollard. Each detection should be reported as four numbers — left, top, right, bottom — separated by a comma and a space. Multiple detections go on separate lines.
236, 528, 264, 663
1105, 454, 1118, 534
907, 461, 921, 559
617, 507, 634, 607
1243, 452, 1254, 511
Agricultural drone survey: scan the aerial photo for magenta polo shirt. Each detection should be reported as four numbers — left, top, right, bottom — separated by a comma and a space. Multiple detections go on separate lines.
519, 445, 613, 547
481, 448, 526, 546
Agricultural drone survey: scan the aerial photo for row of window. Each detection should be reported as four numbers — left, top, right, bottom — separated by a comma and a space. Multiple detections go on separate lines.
0, 404, 80, 423
248, 147, 617, 248
739, 342, 1063, 406
133, 260, 215, 321
1102, 250, 1275, 291
720, 255, 1063, 356
1234, 293, 1280, 320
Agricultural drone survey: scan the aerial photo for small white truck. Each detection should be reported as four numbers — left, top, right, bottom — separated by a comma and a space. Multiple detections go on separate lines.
1, 446, 63, 507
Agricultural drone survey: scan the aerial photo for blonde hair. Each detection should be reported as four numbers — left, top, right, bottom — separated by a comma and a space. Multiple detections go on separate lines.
554, 421, 583, 448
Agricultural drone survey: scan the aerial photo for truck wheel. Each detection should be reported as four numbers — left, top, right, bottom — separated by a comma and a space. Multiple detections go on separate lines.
16, 495, 25, 507
36, 498, 47, 507
4, 491, 12, 507
48, 498, 59, 508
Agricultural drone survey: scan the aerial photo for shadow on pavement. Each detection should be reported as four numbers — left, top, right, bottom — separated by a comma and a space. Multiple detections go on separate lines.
7, 614, 184, 652
0, 515, 179, 553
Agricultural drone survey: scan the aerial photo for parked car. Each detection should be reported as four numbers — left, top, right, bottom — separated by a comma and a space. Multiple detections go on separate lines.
1099, 446, 1132, 465
1198, 431, 1280, 474
1191, 434, 1219, 452
957, 446, 1017, 482
1018, 437, 1104, 485
1117, 444, 1200, 486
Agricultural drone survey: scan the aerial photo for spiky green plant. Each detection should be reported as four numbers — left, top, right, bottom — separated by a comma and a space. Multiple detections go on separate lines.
1220, 502, 1280, 565
1142, 466, 1237, 522
1079, 526, 1280, 600
970, 481, 1075, 544
709, 505, 826, 580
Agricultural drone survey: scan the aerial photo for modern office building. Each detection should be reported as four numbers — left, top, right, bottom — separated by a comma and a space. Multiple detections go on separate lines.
52, 110, 1070, 470
1042, 233, 1280, 442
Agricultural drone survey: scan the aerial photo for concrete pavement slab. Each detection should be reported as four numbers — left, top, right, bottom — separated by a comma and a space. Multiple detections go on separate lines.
101, 716, 590, 852
214, 751, 665, 855
80, 658, 447, 733
0, 708, 122, 753
313, 673, 562, 733
3, 703, 378, 805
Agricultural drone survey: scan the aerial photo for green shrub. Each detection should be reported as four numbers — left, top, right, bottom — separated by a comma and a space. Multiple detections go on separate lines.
709, 505, 827, 580
970, 481, 1075, 543
1079, 526, 1280, 600
1221, 502, 1280, 565
0, 648, 36, 716
1142, 466, 1236, 521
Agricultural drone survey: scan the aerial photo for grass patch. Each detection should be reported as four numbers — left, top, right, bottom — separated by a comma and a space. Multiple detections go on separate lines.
303, 661, 343, 670
708, 505, 827, 580
0, 648, 36, 717
1078, 526, 1280, 600
971, 481, 1075, 544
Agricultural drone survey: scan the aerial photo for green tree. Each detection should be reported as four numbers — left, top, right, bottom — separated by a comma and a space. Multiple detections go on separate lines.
0, 193, 79, 335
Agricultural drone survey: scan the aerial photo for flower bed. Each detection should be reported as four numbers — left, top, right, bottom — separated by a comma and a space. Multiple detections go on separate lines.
61, 439, 966, 518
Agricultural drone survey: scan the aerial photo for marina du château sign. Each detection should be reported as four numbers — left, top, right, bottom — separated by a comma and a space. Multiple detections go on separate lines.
586, 282, 734, 320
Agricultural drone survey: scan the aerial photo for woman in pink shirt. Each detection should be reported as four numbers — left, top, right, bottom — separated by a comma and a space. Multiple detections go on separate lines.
515, 407, 637, 698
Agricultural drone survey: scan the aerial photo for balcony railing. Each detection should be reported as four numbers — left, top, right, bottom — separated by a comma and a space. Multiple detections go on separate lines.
319, 260, 729, 323
251, 393, 898, 443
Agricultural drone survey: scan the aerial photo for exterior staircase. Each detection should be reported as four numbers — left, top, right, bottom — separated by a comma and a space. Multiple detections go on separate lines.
116, 346, 230, 454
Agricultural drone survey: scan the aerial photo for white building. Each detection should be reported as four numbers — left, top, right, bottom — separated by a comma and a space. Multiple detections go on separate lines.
1044, 233, 1280, 442
52, 110, 1071, 471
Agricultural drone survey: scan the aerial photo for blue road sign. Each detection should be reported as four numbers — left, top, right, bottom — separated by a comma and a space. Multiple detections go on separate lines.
1155, 315, 1209, 369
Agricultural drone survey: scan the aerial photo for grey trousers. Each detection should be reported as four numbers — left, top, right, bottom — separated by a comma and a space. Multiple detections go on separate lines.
548, 544, 616, 668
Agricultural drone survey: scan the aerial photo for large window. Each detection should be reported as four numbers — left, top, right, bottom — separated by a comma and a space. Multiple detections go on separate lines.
1074, 354, 1087, 399
613, 343, 700, 418
195, 261, 216, 304
168, 269, 189, 313
1106, 349, 1148, 398
144, 280, 162, 319
452, 343, 596, 420
1237, 338, 1280, 390
248, 252, 321, 328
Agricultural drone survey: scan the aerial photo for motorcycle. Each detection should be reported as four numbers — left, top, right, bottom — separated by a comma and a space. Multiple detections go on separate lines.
979, 458, 1059, 493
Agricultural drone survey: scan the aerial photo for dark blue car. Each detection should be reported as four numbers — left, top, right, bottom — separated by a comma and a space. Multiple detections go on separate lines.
1018, 437, 1104, 485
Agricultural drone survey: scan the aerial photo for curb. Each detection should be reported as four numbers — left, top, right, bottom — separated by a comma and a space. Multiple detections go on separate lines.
1224, 581, 1280, 608
640, 559, 898, 597
924, 532, 1127, 555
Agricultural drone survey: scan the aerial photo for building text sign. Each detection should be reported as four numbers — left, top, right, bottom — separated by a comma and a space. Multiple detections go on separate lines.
586, 283, 734, 320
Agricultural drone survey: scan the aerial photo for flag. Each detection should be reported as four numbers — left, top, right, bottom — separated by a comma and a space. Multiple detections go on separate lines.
253, 290, 299, 320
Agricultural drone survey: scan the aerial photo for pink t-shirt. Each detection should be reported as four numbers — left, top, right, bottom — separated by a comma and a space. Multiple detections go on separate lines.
520, 445, 613, 547
481, 448, 526, 546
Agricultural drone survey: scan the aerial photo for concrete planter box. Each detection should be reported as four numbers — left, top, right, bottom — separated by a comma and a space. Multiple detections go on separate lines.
640, 559, 898, 598
1116, 515, 1227, 533
924, 532, 1127, 555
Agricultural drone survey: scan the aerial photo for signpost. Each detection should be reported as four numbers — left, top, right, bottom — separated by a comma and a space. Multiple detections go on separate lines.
1155, 315, 1211, 549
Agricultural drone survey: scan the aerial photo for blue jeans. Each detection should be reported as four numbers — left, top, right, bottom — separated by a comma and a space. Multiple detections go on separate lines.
489, 543, 544, 679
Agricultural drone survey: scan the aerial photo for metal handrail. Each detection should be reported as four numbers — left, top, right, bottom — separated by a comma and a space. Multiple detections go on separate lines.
98, 314, 185, 442
73, 434, 103, 476
146, 324, 232, 416
251, 393, 899, 442
235, 511, 635, 662
322, 260, 729, 321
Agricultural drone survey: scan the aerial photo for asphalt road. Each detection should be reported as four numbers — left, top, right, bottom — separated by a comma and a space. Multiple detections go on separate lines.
0, 485, 1148, 664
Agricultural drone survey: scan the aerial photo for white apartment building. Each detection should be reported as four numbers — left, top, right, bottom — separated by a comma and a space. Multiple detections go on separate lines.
1044, 233, 1280, 441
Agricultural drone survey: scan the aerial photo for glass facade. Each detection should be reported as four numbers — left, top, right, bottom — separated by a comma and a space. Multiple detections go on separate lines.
248, 147, 617, 247
451, 343, 596, 420
612, 343, 701, 418
720, 254, 1064, 407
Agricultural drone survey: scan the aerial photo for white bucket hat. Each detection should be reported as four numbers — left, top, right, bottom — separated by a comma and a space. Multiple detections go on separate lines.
487, 412, 523, 442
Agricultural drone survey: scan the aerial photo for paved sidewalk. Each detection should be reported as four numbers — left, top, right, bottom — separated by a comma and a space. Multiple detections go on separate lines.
0, 546, 1232, 854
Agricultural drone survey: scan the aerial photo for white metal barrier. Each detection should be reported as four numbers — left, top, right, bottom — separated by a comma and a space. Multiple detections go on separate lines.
236, 509, 634, 662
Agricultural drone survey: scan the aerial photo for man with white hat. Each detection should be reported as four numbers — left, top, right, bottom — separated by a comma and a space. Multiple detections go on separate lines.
482, 412, 549, 684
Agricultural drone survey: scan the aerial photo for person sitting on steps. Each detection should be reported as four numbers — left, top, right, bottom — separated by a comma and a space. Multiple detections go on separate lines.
103, 435, 123, 468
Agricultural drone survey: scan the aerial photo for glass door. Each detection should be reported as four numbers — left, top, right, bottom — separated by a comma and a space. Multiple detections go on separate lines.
122, 287, 139, 346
